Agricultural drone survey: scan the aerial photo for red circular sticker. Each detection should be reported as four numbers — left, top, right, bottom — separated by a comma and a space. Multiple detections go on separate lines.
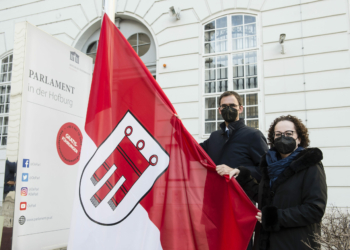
56, 123, 83, 165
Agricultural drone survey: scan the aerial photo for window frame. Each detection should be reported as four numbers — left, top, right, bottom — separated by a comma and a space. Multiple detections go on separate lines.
204, 15, 258, 56
201, 13, 263, 138
0, 53, 13, 147
127, 33, 151, 57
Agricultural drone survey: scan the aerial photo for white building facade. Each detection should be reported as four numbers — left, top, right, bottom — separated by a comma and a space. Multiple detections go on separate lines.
0, 0, 349, 208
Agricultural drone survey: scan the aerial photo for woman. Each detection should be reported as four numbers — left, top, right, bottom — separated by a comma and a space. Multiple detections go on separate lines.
226, 115, 327, 250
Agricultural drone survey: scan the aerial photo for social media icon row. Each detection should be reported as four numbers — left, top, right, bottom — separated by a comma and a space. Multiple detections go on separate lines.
21, 159, 30, 214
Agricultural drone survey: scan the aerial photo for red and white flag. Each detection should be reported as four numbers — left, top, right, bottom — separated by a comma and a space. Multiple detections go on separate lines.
68, 14, 258, 250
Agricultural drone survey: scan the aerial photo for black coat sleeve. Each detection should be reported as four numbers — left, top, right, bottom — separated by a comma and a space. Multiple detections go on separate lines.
199, 138, 209, 153
236, 166, 259, 203
263, 163, 327, 231
245, 130, 268, 182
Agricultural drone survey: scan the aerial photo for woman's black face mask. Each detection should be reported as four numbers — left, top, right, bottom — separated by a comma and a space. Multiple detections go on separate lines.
221, 107, 238, 123
274, 135, 296, 154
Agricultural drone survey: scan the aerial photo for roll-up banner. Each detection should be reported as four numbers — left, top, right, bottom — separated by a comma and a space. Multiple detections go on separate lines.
11, 22, 92, 250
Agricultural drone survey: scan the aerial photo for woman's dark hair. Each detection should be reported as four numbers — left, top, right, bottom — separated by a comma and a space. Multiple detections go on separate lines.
267, 115, 310, 148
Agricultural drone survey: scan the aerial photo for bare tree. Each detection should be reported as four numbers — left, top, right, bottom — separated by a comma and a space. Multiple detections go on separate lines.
304, 206, 350, 250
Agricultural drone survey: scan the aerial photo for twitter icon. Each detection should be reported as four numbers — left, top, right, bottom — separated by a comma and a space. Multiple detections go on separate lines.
22, 173, 29, 182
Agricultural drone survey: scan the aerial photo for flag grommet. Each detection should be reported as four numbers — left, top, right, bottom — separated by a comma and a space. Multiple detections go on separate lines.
149, 155, 158, 166
137, 140, 145, 150
125, 126, 133, 136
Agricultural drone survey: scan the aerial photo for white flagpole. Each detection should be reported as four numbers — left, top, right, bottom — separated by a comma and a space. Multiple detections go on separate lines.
103, 0, 116, 22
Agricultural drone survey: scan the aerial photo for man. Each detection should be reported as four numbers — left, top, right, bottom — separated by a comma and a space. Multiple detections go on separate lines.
199, 91, 268, 250
200, 91, 268, 181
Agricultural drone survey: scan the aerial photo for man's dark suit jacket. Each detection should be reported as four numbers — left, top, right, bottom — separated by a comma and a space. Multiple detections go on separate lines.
200, 119, 268, 181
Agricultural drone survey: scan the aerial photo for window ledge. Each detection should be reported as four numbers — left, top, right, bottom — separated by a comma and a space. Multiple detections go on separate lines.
203, 88, 261, 95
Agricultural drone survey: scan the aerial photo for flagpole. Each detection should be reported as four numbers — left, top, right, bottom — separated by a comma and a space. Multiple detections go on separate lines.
102, 0, 116, 22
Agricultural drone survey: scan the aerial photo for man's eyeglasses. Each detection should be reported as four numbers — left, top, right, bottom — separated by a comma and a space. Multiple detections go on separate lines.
219, 104, 239, 110
274, 130, 295, 138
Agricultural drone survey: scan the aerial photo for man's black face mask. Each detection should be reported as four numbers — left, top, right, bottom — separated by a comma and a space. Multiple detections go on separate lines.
274, 135, 296, 154
221, 106, 238, 123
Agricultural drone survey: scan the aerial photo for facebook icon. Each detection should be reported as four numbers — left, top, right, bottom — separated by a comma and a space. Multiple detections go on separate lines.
23, 159, 30, 168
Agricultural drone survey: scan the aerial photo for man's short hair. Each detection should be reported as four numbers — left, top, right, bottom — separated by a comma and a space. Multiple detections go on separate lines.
218, 91, 243, 106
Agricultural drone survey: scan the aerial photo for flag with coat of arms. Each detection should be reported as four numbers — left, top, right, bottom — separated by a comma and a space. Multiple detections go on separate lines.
68, 13, 259, 250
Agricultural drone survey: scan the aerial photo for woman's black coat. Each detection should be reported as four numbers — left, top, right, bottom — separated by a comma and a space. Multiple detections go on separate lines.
236, 148, 327, 250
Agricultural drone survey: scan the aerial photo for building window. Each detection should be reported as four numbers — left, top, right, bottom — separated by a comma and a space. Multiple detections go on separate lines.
204, 16, 228, 54
86, 41, 98, 63
203, 14, 260, 135
1, 55, 12, 83
203, 93, 259, 134
231, 15, 257, 51
240, 93, 259, 128
0, 54, 12, 146
127, 33, 150, 57
233, 51, 258, 90
204, 15, 256, 54
204, 96, 221, 134
205, 55, 229, 93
